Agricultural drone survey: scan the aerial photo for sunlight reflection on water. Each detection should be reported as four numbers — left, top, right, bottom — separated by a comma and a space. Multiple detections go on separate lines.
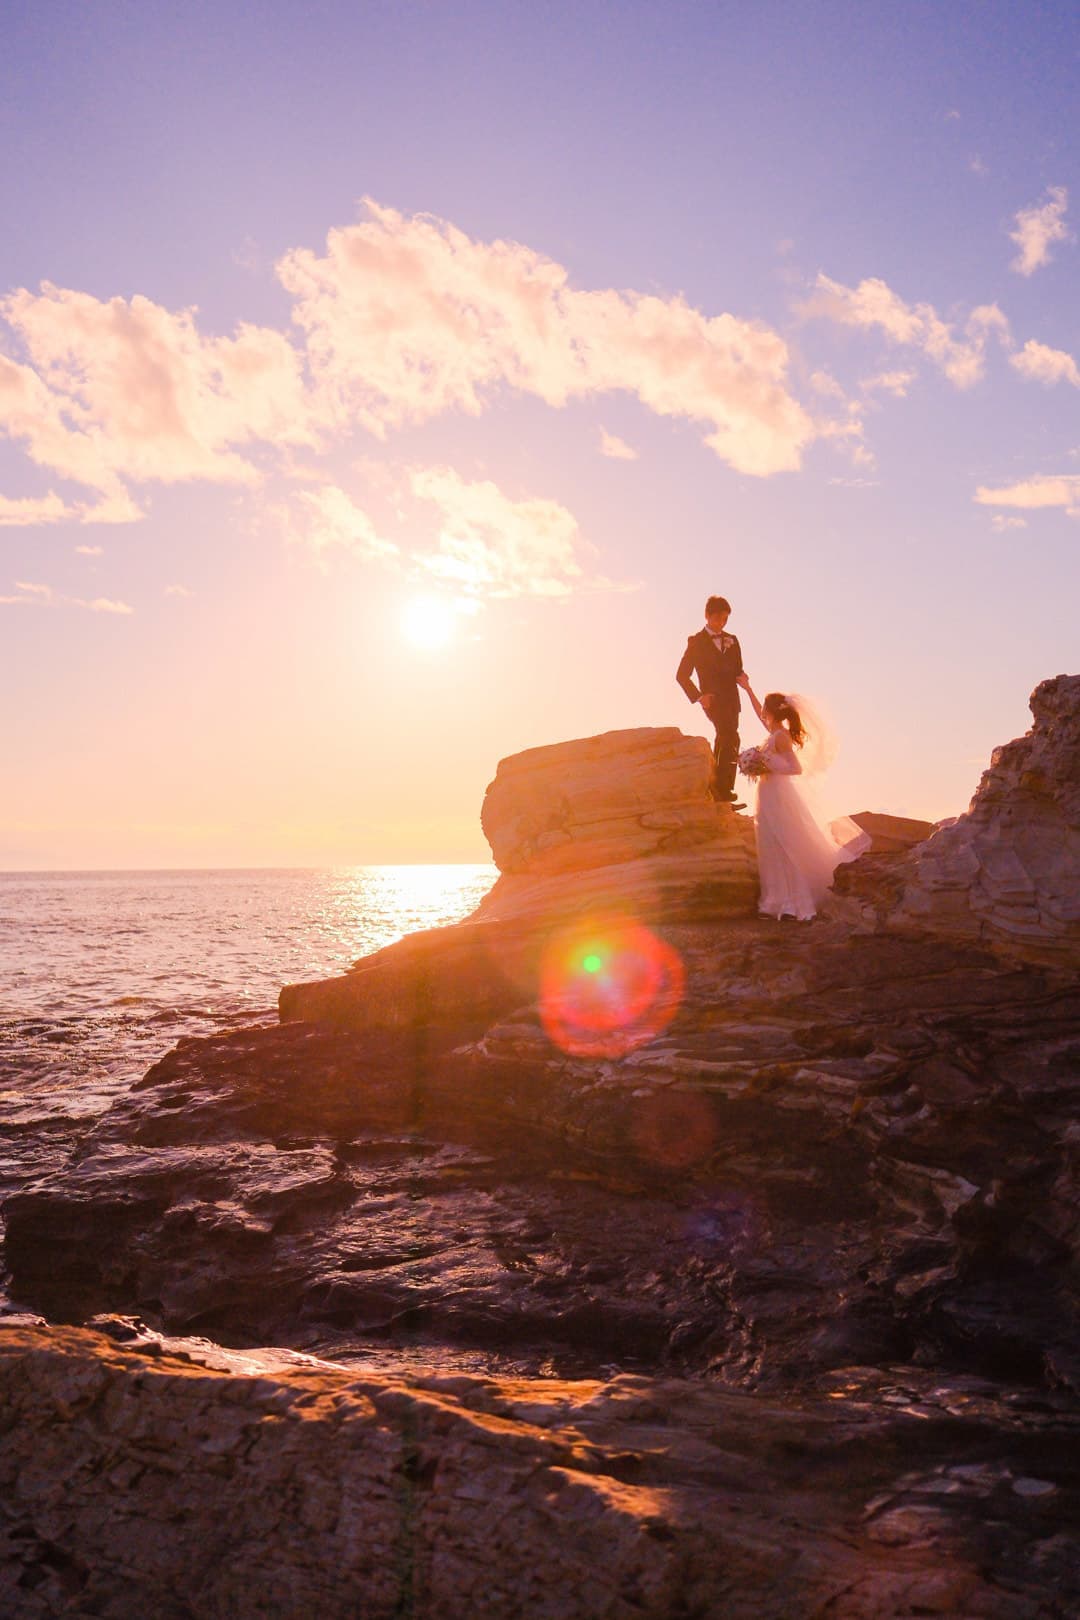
0, 865, 496, 1114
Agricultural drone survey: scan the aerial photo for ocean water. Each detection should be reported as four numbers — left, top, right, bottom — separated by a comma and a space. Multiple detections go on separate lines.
0, 866, 495, 1191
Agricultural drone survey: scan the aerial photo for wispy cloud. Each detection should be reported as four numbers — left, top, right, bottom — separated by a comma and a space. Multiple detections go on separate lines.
164, 583, 194, 597
975, 474, 1080, 516
0, 492, 71, 526
598, 427, 638, 461
1009, 339, 1080, 388
990, 514, 1028, 532
807, 274, 1009, 388
279, 199, 815, 476
1009, 186, 1071, 276
76, 597, 134, 614
860, 369, 916, 398
281, 462, 623, 603
74, 543, 104, 556
282, 484, 399, 560
0, 484, 141, 527
1, 579, 133, 612
808, 370, 847, 400
409, 467, 596, 598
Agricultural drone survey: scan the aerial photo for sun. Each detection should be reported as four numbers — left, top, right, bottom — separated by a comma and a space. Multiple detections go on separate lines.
401, 596, 456, 649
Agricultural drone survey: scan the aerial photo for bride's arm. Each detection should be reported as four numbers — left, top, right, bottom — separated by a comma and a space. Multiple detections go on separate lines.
738, 679, 766, 728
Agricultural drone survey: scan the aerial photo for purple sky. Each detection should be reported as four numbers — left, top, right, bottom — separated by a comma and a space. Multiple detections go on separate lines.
2, 1, 1078, 867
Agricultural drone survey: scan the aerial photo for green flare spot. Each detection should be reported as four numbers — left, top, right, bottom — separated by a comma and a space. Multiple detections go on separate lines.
582, 953, 603, 974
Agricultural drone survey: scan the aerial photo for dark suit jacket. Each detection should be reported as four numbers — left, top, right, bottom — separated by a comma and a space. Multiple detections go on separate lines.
676, 629, 744, 722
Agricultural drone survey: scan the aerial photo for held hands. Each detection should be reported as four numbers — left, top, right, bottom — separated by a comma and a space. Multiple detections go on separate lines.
736, 672, 751, 691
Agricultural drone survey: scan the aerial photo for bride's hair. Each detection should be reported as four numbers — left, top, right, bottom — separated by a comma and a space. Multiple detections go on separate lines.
762, 692, 807, 748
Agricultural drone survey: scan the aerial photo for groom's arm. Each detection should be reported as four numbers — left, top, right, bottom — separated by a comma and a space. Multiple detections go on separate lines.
676, 637, 701, 704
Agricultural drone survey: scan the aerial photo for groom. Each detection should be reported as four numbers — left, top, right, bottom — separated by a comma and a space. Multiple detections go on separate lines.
676, 594, 747, 805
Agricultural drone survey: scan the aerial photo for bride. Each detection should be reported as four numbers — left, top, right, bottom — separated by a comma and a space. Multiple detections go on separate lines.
737, 680, 869, 921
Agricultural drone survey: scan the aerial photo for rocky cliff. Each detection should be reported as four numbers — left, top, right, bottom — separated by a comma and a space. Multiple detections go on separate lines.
2, 685, 1079, 1617
891, 674, 1080, 968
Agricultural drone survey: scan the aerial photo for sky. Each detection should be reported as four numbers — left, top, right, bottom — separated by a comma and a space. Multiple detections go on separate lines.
2, 0, 1077, 868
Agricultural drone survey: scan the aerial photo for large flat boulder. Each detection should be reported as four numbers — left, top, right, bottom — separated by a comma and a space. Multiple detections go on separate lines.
480, 726, 726, 875
280, 727, 757, 1033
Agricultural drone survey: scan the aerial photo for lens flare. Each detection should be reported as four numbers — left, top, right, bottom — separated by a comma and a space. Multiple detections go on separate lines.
539, 918, 685, 1058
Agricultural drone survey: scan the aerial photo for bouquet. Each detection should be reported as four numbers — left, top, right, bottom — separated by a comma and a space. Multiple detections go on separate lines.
738, 746, 768, 779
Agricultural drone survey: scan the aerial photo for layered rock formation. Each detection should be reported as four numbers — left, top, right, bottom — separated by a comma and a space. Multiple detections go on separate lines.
8, 924, 1078, 1396
3, 682, 1079, 1617
892, 674, 1080, 967
281, 726, 757, 1032
3, 1321, 1076, 1619
480, 726, 724, 875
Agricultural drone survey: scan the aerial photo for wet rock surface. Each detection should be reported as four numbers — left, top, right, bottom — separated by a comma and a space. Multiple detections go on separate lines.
7, 925, 1078, 1402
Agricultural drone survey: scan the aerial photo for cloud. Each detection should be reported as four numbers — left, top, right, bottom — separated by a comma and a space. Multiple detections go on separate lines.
1009, 339, 1080, 388
969, 154, 989, 178
0, 201, 821, 528
809, 370, 847, 400
281, 464, 623, 602
0, 491, 71, 526
990, 514, 1028, 532
164, 583, 194, 597
77, 596, 133, 614
0, 286, 317, 502
0, 481, 142, 527
1009, 186, 1071, 276
409, 467, 594, 598
598, 427, 638, 461
807, 275, 1010, 388
860, 369, 916, 398
278, 200, 814, 476
975, 474, 1080, 516
75, 543, 104, 556
0, 578, 133, 613
283, 484, 399, 559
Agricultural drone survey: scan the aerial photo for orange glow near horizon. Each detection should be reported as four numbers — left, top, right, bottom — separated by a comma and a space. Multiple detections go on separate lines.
539, 918, 685, 1058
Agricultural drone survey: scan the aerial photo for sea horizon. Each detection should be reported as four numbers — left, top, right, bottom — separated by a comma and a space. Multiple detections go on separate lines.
0, 860, 495, 877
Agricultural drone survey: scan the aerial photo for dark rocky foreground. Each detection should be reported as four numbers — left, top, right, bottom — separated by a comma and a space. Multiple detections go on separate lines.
2, 683, 1078, 1616
2, 1320, 1077, 1619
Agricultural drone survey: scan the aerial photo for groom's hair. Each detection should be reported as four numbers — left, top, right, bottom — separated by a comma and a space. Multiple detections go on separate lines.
705, 595, 731, 616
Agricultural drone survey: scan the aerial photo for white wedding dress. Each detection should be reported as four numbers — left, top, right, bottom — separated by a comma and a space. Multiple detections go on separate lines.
753, 725, 869, 921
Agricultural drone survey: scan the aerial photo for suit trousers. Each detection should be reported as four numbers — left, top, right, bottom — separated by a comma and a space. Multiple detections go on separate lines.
709, 707, 740, 799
